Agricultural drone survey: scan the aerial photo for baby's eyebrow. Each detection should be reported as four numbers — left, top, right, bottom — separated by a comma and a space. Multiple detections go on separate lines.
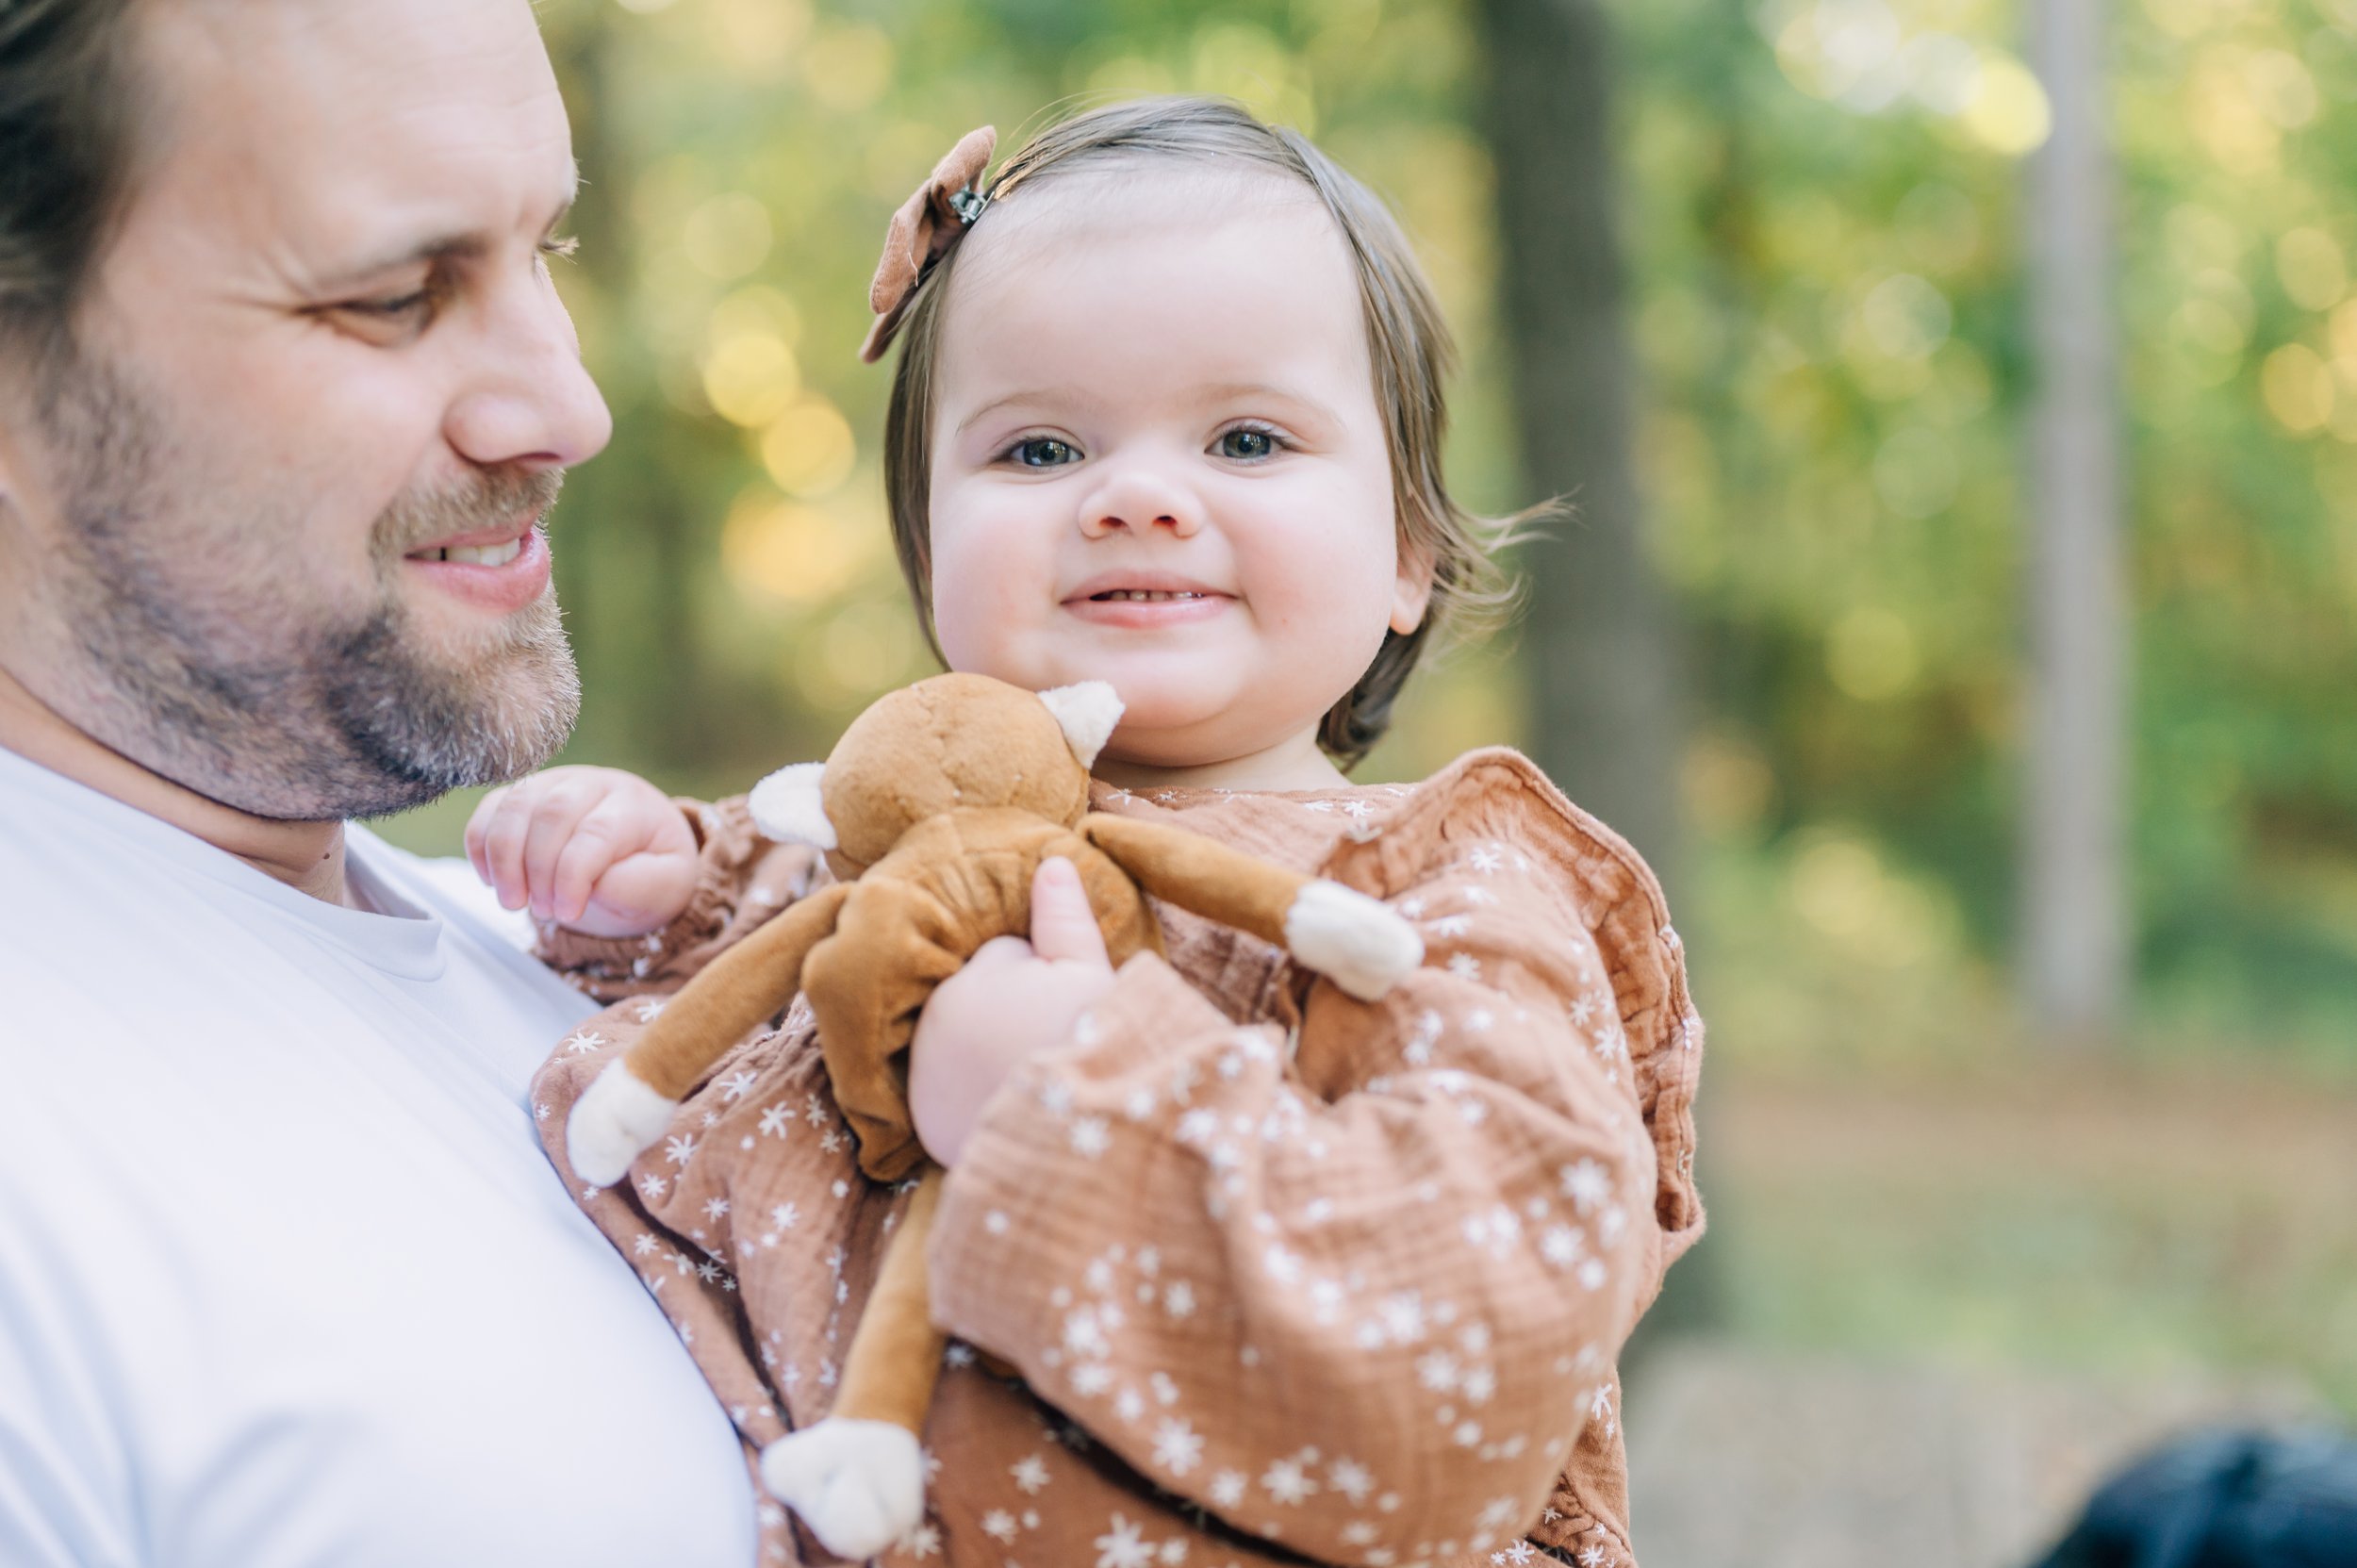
1192, 382, 1343, 427
955, 382, 1341, 436
955, 388, 1107, 436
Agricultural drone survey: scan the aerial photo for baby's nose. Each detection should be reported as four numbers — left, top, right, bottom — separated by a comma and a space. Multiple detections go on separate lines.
1079, 470, 1203, 539
1085, 507, 1183, 536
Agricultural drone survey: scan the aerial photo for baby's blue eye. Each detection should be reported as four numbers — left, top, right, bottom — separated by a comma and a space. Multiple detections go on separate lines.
1013, 437, 1079, 468
1217, 428, 1276, 460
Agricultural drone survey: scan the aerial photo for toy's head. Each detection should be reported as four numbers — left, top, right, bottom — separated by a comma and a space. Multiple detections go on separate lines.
748, 673, 1123, 879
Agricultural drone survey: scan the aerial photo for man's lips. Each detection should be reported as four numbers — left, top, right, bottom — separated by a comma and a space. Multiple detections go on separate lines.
403, 514, 540, 567
402, 520, 552, 613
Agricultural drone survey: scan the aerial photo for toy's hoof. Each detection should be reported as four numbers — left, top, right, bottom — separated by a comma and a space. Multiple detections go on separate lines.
761, 1418, 926, 1560
566, 1060, 680, 1188
1285, 880, 1426, 1001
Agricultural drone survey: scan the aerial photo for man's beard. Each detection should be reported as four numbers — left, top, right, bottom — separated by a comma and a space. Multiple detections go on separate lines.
41, 353, 583, 821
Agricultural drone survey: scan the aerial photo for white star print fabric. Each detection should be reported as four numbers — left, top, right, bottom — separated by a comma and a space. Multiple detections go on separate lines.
536, 748, 1705, 1567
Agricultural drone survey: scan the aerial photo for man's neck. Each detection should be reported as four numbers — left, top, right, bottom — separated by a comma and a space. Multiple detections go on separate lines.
0, 664, 358, 908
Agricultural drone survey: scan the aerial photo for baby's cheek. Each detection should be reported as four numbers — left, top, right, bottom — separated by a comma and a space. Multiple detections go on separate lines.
933, 598, 1049, 692
931, 539, 1031, 656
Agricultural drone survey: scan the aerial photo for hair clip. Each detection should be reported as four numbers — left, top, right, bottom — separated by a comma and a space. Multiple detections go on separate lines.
860, 125, 997, 364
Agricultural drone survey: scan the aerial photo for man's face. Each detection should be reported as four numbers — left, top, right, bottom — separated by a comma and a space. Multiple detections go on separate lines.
0, 0, 612, 820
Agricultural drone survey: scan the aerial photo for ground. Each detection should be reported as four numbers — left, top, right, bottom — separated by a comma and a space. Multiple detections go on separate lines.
1623, 1056, 2356, 1566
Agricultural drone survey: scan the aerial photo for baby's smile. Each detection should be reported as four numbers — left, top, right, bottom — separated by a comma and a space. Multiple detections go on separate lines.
1062, 570, 1234, 627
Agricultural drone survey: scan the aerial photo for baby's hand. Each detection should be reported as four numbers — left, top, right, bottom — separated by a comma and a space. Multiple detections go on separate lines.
465, 767, 700, 939
910, 858, 1118, 1167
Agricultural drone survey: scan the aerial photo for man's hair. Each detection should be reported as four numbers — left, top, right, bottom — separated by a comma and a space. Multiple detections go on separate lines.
880, 96, 1522, 770
0, 0, 146, 374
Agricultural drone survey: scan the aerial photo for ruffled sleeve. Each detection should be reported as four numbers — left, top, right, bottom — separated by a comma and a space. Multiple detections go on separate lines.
926, 750, 1704, 1563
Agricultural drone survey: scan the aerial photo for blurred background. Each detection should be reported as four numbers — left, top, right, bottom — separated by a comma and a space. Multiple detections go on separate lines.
376, 0, 2357, 1557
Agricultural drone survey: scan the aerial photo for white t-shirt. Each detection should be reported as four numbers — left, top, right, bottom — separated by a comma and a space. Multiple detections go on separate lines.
0, 745, 757, 1568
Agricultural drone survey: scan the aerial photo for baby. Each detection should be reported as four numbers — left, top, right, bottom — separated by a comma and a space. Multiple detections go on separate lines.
472, 97, 1704, 1568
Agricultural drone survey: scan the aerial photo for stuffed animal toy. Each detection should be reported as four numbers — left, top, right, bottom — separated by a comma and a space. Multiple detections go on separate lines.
564, 672, 1425, 1560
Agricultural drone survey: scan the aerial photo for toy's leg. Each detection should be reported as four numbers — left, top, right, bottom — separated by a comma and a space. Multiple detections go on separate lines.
566, 882, 851, 1188
760, 1166, 946, 1560
801, 879, 967, 1181
1080, 813, 1424, 1001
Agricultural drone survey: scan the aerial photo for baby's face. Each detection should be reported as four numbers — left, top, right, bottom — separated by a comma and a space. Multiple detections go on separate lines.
925, 174, 1429, 779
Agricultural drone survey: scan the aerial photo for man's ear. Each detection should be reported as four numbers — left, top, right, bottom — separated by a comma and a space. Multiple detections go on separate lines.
1036, 681, 1124, 767
747, 762, 836, 850
1391, 540, 1438, 635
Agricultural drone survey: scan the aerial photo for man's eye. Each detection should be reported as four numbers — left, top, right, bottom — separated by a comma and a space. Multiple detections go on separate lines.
1216, 428, 1277, 460
346, 290, 434, 321
1012, 437, 1079, 468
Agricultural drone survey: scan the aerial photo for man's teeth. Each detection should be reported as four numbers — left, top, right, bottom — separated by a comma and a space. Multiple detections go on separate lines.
417, 538, 525, 567
1096, 590, 1205, 602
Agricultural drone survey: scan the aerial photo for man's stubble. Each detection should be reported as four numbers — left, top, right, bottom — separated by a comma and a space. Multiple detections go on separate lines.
34, 350, 584, 821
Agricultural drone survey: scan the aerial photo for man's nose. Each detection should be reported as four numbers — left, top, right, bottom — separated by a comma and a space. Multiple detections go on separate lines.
1077, 464, 1204, 540
443, 265, 613, 473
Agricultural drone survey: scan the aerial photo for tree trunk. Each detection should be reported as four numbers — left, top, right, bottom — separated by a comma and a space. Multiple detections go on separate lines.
2022, 0, 2129, 1043
1475, 0, 1714, 1353
1475, 0, 1682, 889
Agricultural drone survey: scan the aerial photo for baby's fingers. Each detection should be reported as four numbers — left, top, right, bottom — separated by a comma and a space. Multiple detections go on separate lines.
548, 798, 643, 926
1028, 858, 1111, 970
476, 777, 588, 915
516, 782, 618, 921
479, 786, 567, 912
463, 786, 512, 886
478, 787, 541, 913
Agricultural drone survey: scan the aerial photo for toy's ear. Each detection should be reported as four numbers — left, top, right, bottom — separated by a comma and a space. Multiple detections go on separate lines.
747, 762, 837, 850
1036, 682, 1124, 767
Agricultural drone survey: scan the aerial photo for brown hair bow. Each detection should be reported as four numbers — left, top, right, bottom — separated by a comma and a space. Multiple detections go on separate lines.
859, 124, 997, 363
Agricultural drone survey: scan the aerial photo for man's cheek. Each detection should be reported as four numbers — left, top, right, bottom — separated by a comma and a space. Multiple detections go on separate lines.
278, 359, 450, 513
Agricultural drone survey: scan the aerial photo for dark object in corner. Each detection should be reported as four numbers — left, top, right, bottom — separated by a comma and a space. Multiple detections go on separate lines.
2030, 1428, 2357, 1568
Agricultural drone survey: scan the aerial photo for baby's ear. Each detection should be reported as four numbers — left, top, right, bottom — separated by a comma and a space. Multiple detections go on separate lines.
1392, 539, 1439, 635
1036, 682, 1124, 767
748, 762, 837, 850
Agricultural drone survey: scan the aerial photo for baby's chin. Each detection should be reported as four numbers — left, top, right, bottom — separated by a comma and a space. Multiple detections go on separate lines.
1084, 667, 1275, 741
946, 652, 1332, 764
1099, 697, 1337, 772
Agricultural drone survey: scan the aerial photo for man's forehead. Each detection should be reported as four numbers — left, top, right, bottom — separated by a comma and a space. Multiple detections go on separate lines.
132, 0, 575, 272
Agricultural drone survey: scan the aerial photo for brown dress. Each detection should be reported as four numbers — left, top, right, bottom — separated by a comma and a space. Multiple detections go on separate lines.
532, 748, 1705, 1568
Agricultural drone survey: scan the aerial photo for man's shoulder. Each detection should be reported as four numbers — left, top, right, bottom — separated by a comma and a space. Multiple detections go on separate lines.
0, 784, 211, 998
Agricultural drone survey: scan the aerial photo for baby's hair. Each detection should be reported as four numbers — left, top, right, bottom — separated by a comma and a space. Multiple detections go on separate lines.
880, 95, 1522, 769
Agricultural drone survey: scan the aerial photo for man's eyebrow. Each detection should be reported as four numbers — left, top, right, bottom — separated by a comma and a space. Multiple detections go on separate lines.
551, 160, 583, 230
315, 168, 584, 289
321, 233, 487, 288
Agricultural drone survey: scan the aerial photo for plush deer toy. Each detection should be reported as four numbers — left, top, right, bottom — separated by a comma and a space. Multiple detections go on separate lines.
565, 671, 1423, 1559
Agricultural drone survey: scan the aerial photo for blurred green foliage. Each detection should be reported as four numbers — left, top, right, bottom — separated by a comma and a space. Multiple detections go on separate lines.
379, 0, 2355, 1060
1624, 0, 2357, 1057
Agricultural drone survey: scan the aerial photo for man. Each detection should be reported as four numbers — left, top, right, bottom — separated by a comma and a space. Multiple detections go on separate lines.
0, 1, 757, 1561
